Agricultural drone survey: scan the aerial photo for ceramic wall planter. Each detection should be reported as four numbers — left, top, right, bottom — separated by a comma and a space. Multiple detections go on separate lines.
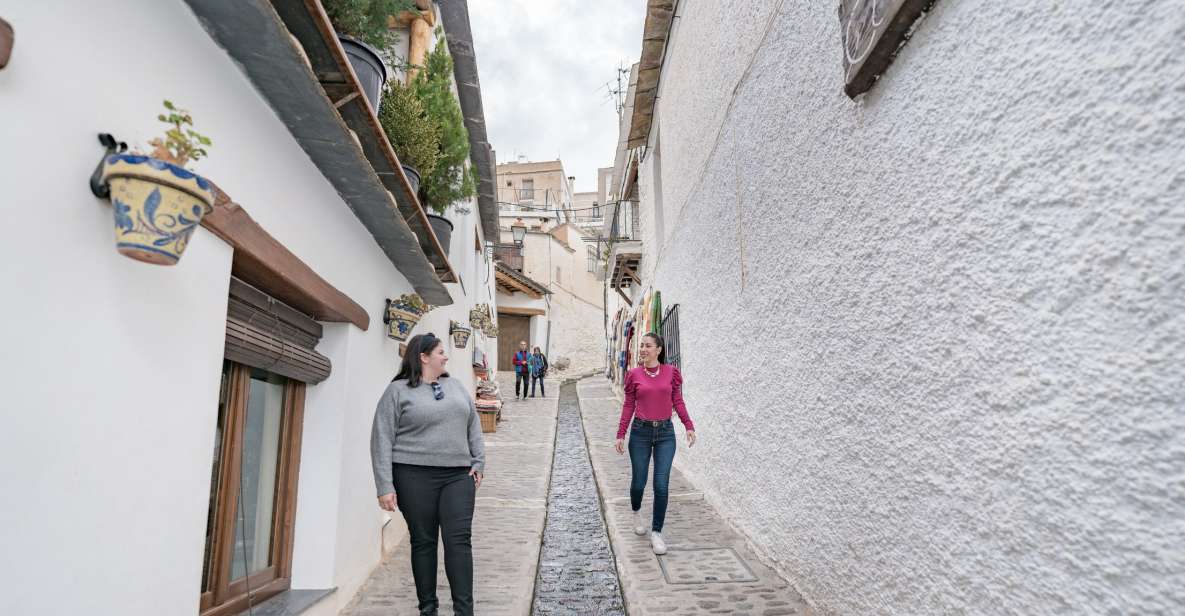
384, 294, 431, 342
450, 321, 472, 349
101, 154, 215, 265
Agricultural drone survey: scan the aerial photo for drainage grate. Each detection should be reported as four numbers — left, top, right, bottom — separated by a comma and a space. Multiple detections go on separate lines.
657, 547, 758, 585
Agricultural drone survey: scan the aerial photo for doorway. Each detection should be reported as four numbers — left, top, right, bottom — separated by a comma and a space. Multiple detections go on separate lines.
497, 314, 531, 371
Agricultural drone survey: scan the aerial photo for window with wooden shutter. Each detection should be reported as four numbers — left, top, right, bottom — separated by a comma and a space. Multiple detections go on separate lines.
224, 278, 331, 384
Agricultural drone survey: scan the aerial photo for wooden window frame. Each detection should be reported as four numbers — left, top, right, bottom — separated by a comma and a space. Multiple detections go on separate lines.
200, 363, 307, 616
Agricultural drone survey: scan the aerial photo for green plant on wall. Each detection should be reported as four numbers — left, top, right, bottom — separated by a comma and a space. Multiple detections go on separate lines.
322, 0, 416, 54
414, 31, 476, 214
149, 100, 212, 167
379, 80, 440, 176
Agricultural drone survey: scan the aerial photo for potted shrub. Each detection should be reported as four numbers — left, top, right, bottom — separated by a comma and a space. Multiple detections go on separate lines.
322, 0, 416, 111
414, 33, 477, 257
383, 293, 431, 341
101, 100, 215, 265
378, 79, 439, 197
449, 320, 471, 349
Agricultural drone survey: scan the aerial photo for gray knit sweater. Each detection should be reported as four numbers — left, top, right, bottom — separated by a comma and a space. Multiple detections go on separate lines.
370, 377, 486, 497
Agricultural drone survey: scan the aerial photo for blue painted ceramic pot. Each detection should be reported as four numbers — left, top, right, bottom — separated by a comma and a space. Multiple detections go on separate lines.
101, 154, 214, 265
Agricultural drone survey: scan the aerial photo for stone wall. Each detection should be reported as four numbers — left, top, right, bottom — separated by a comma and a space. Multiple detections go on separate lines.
640, 1, 1185, 614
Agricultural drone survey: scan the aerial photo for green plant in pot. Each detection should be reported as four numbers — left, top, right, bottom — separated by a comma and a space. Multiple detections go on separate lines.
322, 0, 417, 111
413, 31, 477, 257
379, 79, 439, 198
101, 100, 215, 265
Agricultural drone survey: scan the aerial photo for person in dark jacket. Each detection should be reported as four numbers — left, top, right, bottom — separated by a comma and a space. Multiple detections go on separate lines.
528, 346, 548, 397
512, 340, 530, 399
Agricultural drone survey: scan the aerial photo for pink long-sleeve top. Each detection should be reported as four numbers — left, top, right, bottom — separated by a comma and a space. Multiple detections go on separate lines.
616, 364, 695, 439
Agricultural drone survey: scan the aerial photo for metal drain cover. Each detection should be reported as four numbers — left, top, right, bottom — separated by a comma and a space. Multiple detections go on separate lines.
657, 547, 758, 584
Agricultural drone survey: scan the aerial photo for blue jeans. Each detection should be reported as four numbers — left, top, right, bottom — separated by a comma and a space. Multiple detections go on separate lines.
628, 418, 676, 532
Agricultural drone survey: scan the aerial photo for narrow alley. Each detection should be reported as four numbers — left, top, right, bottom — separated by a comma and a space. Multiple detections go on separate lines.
3, 2, 1181, 615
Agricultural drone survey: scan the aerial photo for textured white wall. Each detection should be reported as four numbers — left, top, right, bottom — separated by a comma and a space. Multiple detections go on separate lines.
546, 286, 605, 374
643, 1, 1185, 614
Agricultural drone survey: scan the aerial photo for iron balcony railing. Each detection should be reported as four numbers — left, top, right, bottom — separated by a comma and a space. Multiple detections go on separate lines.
493, 243, 523, 271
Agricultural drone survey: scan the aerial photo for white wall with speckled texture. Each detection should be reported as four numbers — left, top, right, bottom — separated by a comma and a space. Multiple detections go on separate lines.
640, 1, 1185, 614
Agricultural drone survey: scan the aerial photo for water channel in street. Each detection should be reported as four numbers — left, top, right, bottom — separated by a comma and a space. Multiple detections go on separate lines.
531, 382, 627, 615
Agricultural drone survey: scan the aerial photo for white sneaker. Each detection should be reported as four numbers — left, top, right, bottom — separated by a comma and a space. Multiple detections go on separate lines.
633, 509, 647, 536
650, 531, 668, 555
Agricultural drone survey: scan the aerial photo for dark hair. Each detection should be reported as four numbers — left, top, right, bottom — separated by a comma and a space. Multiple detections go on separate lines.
642, 333, 666, 364
393, 333, 448, 387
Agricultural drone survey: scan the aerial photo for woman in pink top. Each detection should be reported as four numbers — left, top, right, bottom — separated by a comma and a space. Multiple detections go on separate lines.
614, 333, 696, 554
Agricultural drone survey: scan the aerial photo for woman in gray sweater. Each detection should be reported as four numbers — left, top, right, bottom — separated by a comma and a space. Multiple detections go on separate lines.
371, 333, 485, 616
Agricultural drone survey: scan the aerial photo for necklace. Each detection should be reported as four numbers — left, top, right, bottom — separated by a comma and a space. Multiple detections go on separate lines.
644, 364, 661, 378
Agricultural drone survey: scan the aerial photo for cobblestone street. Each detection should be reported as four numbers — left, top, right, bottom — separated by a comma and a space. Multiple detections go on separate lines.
342, 374, 813, 615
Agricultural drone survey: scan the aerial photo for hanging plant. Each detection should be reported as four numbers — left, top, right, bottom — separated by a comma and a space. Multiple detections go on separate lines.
449, 320, 472, 348
413, 31, 476, 215
101, 100, 215, 265
384, 293, 432, 341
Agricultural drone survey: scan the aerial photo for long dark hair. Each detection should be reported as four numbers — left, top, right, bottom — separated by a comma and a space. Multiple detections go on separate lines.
393, 333, 448, 387
643, 332, 667, 364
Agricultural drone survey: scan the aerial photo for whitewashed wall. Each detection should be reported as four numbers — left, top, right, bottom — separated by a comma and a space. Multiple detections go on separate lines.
0, 2, 495, 615
640, 1, 1185, 614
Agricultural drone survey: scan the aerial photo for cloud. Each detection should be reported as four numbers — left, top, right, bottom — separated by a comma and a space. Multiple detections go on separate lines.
469, 0, 644, 192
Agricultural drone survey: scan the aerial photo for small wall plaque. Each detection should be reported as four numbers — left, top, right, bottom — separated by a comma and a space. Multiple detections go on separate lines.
839, 0, 936, 98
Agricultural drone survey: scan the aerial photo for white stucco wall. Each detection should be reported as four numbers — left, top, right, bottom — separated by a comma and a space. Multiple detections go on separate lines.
0, 2, 497, 614
639, 1, 1185, 614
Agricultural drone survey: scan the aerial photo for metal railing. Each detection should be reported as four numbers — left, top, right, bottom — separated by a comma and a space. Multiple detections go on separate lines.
660, 304, 681, 369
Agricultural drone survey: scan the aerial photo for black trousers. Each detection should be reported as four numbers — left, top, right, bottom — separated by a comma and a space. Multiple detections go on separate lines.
393, 464, 476, 616
515, 371, 529, 397
530, 375, 545, 397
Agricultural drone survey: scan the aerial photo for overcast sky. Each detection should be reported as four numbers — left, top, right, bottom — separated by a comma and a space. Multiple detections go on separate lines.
469, 0, 645, 193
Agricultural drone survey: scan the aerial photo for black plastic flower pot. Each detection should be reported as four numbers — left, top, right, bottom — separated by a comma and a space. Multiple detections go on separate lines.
401, 164, 421, 196
426, 214, 454, 257
338, 35, 387, 111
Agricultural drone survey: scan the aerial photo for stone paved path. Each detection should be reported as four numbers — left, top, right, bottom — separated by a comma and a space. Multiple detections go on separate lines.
341, 373, 558, 616
577, 377, 815, 616
532, 382, 626, 615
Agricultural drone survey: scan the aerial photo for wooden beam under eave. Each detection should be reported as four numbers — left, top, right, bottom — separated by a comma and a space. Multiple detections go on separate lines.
616, 287, 634, 307
495, 269, 543, 299
498, 306, 546, 317
204, 186, 370, 331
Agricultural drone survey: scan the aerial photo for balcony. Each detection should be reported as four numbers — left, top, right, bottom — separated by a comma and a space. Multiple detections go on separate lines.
493, 243, 523, 272
607, 239, 642, 290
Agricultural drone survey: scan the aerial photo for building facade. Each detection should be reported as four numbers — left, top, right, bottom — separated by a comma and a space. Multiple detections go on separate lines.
0, 2, 499, 615
604, 1, 1185, 615
496, 158, 575, 222
495, 160, 606, 375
